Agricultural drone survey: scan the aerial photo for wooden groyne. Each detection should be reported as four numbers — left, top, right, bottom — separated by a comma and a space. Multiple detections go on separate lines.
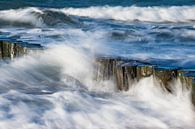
0, 40, 42, 59
95, 57, 195, 104
1, 40, 195, 105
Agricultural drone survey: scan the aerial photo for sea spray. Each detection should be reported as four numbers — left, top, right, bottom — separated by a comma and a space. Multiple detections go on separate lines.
0, 3, 195, 128
0, 44, 194, 129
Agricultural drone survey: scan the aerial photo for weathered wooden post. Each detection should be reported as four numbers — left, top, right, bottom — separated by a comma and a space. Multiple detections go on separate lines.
95, 57, 195, 105
0, 40, 42, 60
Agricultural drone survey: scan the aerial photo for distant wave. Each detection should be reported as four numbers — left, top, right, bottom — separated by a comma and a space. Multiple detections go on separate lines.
0, 6, 195, 27
0, 7, 78, 27
60, 6, 195, 23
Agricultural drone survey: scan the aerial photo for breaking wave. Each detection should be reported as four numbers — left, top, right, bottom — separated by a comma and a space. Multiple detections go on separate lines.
1, 6, 195, 27
0, 7, 79, 27
0, 4, 195, 129
61, 6, 195, 23
0, 44, 194, 129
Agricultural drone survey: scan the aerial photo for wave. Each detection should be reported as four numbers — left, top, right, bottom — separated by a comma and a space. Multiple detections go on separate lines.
1, 6, 195, 28
0, 7, 79, 27
60, 6, 195, 23
0, 44, 194, 129
0, 6, 195, 27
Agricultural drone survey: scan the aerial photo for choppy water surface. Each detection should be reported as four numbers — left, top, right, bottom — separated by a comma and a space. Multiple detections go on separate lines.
0, 1, 195, 129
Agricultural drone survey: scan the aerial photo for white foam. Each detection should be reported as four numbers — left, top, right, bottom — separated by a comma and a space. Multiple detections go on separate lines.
60, 6, 195, 22
0, 7, 44, 27
0, 6, 195, 27
0, 43, 194, 129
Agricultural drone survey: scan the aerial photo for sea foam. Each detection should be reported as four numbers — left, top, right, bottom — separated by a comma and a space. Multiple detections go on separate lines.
0, 6, 195, 28
60, 6, 195, 22
0, 44, 194, 129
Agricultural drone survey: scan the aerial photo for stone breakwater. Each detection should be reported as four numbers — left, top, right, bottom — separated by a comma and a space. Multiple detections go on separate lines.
95, 57, 195, 105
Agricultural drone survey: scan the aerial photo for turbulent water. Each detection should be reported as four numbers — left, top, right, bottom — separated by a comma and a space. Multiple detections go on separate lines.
0, 1, 195, 129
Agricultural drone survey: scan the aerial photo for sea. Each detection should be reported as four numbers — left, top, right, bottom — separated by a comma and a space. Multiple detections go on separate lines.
0, 0, 195, 129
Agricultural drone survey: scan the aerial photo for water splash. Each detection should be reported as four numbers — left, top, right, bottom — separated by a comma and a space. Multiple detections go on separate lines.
0, 44, 194, 129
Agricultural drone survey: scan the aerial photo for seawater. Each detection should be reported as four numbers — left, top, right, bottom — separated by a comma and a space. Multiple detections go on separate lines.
0, 1, 195, 129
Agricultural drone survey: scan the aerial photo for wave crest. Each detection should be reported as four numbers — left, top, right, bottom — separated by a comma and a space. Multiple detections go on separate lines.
61, 6, 195, 23
0, 6, 195, 28
0, 7, 79, 27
